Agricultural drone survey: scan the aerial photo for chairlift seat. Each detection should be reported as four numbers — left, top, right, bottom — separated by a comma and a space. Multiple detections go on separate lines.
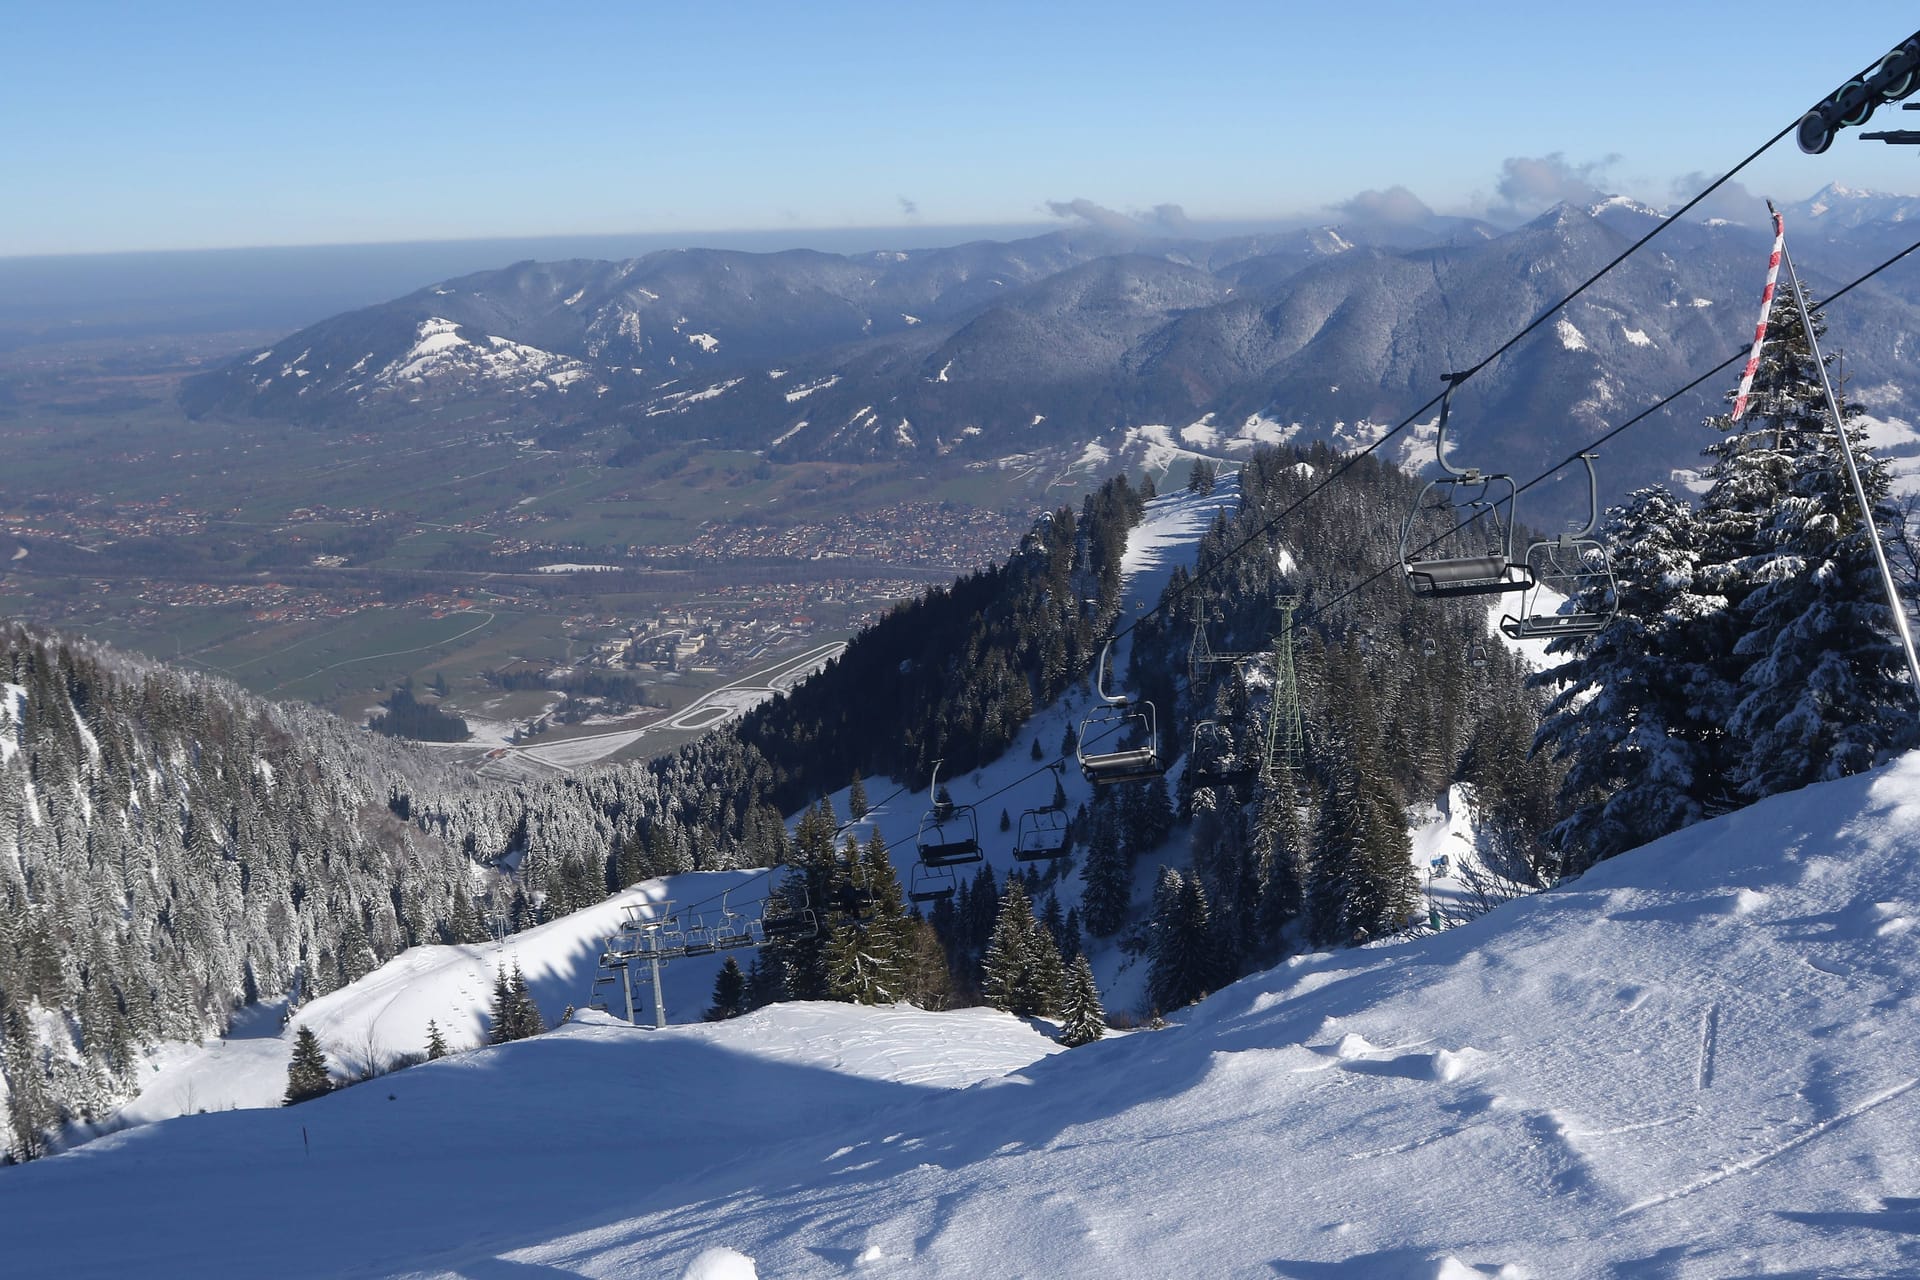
918, 836, 982, 867
1080, 746, 1163, 786
1405, 555, 1528, 597
1498, 610, 1611, 640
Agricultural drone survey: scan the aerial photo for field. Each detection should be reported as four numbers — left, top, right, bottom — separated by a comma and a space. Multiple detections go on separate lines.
0, 332, 1058, 761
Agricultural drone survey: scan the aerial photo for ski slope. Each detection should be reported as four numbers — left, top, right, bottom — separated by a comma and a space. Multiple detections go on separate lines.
15, 752, 1920, 1277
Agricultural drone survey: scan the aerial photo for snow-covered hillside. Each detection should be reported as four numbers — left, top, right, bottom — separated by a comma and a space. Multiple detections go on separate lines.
17, 747, 1920, 1277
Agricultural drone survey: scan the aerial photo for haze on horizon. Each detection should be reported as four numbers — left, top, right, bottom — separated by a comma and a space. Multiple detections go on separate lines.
7, 1, 1920, 259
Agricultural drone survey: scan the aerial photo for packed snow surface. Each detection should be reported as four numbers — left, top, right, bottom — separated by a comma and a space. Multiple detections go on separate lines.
17, 755, 1920, 1276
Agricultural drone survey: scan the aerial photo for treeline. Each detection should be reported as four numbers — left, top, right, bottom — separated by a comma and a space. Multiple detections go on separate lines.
0, 625, 487, 1160
368, 685, 470, 743
735, 473, 1147, 809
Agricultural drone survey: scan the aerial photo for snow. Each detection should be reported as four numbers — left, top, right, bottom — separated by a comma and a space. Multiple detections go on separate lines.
1622, 326, 1653, 347
784, 373, 840, 403
900, 314, 921, 326
25, 751, 1920, 1277
1556, 316, 1588, 351
770, 420, 808, 447
0, 681, 23, 764
562, 287, 586, 307
687, 332, 720, 353
533, 563, 621, 574
681, 1248, 758, 1280
935, 359, 954, 383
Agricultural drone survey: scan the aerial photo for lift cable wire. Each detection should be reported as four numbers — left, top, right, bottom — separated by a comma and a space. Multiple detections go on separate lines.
1293, 230, 1920, 633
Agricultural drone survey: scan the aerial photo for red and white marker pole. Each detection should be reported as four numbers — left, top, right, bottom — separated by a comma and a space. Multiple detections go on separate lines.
1730, 205, 1787, 423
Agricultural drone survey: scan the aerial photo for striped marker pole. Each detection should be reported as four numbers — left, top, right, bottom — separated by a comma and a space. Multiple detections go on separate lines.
1730, 205, 1786, 422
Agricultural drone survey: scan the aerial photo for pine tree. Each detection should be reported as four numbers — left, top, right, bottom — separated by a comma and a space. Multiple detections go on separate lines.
981, 879, 1064, 1017
3, 993, 57, 1161
507, 964, 544, 1039
1058, 954, 1107, 1047
1078, 801, 1129, 937
425, 1019, 448, 1060
848, 771, 869, 822
825, 830, 909, 1005
1147, 867, 1222, 1012
488, 966, 515, 1045
1535, 284, 1916, 869
706, 957, 748, 1021
283, 1025, 333, 1105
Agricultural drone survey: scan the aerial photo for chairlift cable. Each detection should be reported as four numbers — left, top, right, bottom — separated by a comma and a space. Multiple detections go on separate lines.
1292, 229, 1920, 632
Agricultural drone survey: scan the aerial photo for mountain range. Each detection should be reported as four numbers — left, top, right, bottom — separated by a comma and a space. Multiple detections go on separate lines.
184, 184, 1920, 521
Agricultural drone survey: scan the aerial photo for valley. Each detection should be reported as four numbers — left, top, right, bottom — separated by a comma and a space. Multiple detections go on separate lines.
0, 334, 1043, 766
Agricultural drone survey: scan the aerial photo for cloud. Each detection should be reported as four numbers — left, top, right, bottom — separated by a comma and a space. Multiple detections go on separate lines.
1333, 185, 1434, 226
1667, 173, 1765, 224
897, 195, 919, 218
1149, 203, 1193, 234
1487, 153, 1619, 219
1045, 198, 1142, 234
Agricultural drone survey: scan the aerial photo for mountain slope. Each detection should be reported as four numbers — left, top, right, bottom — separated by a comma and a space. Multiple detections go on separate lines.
13, 746, 1920, 1278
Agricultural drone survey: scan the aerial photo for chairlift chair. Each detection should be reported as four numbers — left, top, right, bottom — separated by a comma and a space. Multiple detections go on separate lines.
1499, 452, 1617, 640
760, 895, 819, 940
908, 861, 959, 904
1013, 806, 1070, 862
1077, 640, 1165, 786
1187, 720, 1254, 794
682, 914, 717, 957
1401, 376, 1533, 599
714, 895, 755, 949
915, 761, 982, 867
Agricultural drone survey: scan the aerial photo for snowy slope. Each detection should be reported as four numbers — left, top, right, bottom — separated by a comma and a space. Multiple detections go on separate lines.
102, 871, 774, 1129
17, 752, 1920, 1277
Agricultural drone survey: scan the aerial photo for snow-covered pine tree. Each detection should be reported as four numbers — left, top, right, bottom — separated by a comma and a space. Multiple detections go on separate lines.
1147, 867, 1223, 1012
507, 964, 544, 1040
1533, 487, 1730, 871
706, 957, 748, 1021
981, 879, 1063, 1017
2, 992, 57, 1161
1058, 954, 1107, 1047
1705, 288, 1913, 796
283, 1025, 333, 1105
487, 966, 514, 1045
1078, 799, 1129, 937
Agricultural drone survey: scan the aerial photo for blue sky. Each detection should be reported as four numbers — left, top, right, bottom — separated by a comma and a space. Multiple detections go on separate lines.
6, 1, 1920, 256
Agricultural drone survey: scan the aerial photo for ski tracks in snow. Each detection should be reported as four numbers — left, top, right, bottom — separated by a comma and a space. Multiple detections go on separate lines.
1620, 1075, 1920, 1217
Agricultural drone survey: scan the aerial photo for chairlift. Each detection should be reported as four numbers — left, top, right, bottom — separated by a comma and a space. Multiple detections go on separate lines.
760, 892, 819, 940
714, 894, 756, 949
682, 913, 717, 957
908, 861, 959, 904
1401, 375, 1533, 599
1077, 640, 1165, 786
1499, 453, 1617, 640
1187, 720, 1255, 794
1013, 808, 1070, 863
915, 760, 982, 867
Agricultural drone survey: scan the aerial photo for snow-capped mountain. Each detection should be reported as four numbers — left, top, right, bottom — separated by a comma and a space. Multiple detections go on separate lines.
182, 201, 1920, 522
